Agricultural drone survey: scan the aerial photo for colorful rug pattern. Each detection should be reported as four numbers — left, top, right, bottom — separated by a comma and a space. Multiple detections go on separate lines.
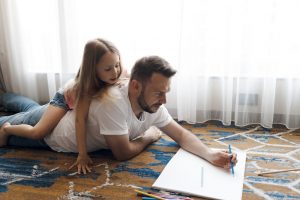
0, 121, 299, 199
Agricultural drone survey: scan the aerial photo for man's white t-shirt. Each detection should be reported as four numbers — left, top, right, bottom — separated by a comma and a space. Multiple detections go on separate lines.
44, 84, 172, 153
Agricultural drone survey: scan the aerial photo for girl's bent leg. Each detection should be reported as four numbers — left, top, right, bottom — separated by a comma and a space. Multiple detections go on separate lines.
2, 104, 67, 140
0, 90, 68, 147
28, 104, 67, 139
0, 122, 11, 146
0, 104, 47, 146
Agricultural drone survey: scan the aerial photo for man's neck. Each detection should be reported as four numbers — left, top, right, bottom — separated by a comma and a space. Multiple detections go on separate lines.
128, 91, 143, 119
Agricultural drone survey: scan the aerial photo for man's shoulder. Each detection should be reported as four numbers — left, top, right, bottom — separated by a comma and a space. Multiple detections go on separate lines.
90, 84, 129, 110
105, 83, 128, 103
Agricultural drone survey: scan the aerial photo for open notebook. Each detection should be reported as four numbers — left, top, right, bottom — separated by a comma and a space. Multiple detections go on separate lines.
152, 148, 247, 200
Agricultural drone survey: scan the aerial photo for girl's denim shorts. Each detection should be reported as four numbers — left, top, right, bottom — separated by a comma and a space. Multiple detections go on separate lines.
49, 89, 71, 111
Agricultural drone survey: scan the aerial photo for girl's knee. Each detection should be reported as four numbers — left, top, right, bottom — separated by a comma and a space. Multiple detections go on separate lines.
3, 123, 11, 133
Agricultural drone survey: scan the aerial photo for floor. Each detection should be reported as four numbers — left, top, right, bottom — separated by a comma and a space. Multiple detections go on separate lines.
0, 120, 299, 199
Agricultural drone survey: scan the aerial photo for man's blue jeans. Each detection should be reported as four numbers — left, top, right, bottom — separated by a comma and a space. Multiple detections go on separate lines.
0, 93, 46, 125
0, 93, 49, 148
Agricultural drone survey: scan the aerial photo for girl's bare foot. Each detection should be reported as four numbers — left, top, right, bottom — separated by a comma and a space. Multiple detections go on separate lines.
0, 122, 11, 147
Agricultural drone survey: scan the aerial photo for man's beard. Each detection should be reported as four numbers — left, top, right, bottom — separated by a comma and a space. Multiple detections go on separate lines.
138, 86, 165, 114
137, 90, 154, 113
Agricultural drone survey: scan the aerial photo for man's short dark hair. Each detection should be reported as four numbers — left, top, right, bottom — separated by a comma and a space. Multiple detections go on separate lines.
130, 56, 177, 84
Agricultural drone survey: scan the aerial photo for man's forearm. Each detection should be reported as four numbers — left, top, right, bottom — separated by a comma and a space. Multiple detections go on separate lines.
176, 129, 213, 162
112, 135, 154, 161
161, 120, 234, 168
161, 121, 213, 162
105, 127, 161, 161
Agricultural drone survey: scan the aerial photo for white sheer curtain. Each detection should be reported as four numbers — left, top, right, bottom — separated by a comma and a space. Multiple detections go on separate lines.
0, 0, 181, 102
0, 0, 299, 128
170, 0, 300, 128
0, 0, 69, 102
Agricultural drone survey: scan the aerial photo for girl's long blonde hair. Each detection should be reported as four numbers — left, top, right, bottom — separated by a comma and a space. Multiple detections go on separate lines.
72, 38, 123, 101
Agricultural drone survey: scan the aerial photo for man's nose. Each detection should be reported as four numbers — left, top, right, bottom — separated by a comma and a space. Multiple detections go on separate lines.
159, 94, 166, 104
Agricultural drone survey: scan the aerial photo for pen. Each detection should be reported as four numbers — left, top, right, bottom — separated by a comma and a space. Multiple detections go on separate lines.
135, 189, 165, 200
228, 144, 234, 176
142, 197, 156, 200
257, 168, 300, 176
201, 166, 204, 187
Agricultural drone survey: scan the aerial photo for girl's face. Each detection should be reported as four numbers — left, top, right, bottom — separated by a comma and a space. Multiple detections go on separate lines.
96, 52, 121, 85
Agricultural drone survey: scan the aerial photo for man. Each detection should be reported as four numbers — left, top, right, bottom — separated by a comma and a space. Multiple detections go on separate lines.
0, 56, 237, 174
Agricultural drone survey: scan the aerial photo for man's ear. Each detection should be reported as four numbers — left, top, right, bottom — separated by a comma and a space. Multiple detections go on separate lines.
130, 80, 142, 94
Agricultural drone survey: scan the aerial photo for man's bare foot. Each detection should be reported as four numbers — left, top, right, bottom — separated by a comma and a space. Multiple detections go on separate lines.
0, 122, 11, 147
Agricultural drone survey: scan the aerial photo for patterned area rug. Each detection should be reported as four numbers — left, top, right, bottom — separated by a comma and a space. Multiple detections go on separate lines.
0, 121, 299, 200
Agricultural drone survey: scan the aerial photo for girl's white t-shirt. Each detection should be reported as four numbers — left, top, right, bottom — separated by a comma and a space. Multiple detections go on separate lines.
44, 84, 172, 153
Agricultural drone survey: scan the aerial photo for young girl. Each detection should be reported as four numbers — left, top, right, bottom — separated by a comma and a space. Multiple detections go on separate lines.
0, 38, 123, 174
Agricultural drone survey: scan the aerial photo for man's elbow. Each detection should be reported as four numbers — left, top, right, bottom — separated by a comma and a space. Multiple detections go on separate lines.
113, 151, 132, 161
114, 154, 128, 161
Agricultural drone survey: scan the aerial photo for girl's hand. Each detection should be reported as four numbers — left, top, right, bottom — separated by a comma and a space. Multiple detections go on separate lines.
207, 149, 237, 169
69, 153, 93, 174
